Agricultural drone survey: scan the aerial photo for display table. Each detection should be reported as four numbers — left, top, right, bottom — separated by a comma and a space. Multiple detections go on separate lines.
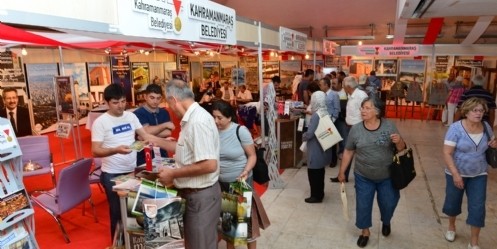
276, 118, 302, 169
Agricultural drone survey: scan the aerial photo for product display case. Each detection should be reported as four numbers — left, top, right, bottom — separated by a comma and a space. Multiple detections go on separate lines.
0, 117, 39, 248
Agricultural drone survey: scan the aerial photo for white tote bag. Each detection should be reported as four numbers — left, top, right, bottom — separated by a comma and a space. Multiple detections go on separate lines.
314, 113, 343, 151
340, 183, 349, 221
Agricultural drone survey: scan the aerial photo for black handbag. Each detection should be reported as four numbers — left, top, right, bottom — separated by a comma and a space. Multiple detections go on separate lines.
390, 147, 416, 190
236, 126, 270, 184
482, 122, 497, 168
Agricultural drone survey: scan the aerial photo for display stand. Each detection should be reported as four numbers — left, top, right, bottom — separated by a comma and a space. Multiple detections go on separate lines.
0, 117, 39, 248
264, 84, 285, 189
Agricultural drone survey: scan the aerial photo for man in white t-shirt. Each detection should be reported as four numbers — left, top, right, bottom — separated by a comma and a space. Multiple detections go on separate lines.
236, 84, 253, 103
330, 76, 368, 183
91, 84, 161, 241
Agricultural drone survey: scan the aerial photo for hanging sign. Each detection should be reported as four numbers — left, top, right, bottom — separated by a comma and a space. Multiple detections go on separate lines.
323, 40, 338, 55
279, 27, 307, 53
117, 0, 236, 45
455, 59, 483, 67
357, 45, 419, 57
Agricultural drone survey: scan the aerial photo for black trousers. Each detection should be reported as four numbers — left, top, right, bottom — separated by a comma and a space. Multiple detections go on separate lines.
307, 168, 325, 200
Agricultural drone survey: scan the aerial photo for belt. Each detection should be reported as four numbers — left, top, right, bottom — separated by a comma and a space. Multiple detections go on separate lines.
179, 184, 214, 195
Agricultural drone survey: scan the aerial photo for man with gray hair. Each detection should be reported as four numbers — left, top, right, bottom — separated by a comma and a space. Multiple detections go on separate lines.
157, 79, 221, 249
456, 74, 496, 126
331, 76, 369, 182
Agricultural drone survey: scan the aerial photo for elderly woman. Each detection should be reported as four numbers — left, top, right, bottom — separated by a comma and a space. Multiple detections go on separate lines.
211, 100, 258, 249
442, 97, 497, 249
302, 90, 333, 203
338, 96, 405, 248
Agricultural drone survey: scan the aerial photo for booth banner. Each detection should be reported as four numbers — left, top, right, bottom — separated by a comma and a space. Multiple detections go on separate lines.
279, 27, 307, 53
0, 51, 26, 88
117, 0, 236, 45
357, 45, 419, 57
87, 62, 111, 108
54, 76, 75, 115
110, 56, 133, 104
322, 40, 339, 55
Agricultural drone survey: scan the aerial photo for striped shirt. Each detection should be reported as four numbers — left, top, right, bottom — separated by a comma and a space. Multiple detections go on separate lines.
173, 102, 220, 189
447, 85, 465, 104
457, 86, 496, 108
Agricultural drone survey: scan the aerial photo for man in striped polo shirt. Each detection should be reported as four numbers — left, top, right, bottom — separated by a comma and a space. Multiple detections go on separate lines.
456, 74, 496, 126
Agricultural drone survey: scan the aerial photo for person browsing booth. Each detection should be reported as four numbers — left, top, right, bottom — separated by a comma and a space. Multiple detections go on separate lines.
91, 84, 162, 242
156, 79, 221, 249
134, 84, 175, 166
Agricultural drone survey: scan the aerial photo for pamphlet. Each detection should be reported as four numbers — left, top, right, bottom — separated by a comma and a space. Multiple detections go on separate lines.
131, 179, 177, 216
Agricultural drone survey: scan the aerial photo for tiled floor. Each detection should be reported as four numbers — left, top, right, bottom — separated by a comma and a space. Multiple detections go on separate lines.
239, 119, 497, 249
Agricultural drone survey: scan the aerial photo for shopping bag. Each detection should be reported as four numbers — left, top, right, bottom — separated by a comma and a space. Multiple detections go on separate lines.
314, 113, 342, 151
141, 181, 185, 249
390, 147, 416, 190
252, 191, 270, 229
220, 181, 253, 246
299, 141, 307, 153
340, 183, 349, 221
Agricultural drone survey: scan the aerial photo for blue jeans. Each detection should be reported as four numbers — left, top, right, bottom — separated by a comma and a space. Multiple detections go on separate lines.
101, 171, 131, 241
355, 172, 400, 229
442, 173, 487, 227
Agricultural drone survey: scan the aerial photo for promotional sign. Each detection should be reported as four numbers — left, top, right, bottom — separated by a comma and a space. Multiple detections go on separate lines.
455, 59, 483, 67
323, 40, 339, 55
111, 56, 132, 104
117, 0, 236, 45
279, 27, 307, 53
357, 45, 419, 57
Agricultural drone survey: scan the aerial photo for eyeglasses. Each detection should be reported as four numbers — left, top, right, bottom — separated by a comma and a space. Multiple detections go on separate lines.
360, 107, 375, 111
470, 108, 485, 113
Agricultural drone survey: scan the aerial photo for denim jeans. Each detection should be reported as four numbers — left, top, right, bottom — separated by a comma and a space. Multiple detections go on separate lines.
355, 172, 400, 229
100, 171, 131, 241
442, 173, 487, 227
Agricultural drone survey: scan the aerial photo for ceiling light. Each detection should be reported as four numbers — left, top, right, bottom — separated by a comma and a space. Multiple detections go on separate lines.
241, 48, 245, 52
21, 47, 27, 56
270, 51, 274, 57
144, 51, 150, 55
358, 41, 363, 45
139, 49, 144, 54
194, 51, 200, 55
105, 48, 111, 54
305, 53, 310, 59
291, 56, 295, 60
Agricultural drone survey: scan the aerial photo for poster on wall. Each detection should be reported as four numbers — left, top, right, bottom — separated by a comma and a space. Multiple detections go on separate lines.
303, 60, 324, 79
63, 63, 90, 117
349, 59, 373, 76
87, 62, 111, 107
111, 56, 132, 104
132, 62, 150, 104
171, 70, 188, 83
0, 51, 27, 108
231, 68, 245, 86
399, 59, 426, 86
374, 59, 398, 77
435, 56, 449, 74
55, 76, 74, 115
220, 61, 238, 83
164, 62, 177, 83
25, 63, 59, 134
239, 57, 258, 92
149, 62, 165, 84
202, 61, 220, 89
280, 61, 301, 89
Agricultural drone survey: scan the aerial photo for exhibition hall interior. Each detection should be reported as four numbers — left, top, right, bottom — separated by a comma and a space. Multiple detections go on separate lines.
1, 0, 497, 248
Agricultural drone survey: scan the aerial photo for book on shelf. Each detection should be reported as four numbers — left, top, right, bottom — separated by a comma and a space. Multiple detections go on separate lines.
0, 189, 29, 222
0, 223, 30, 249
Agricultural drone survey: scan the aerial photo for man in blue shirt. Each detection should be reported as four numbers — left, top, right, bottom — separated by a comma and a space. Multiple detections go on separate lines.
134, 84, 175, 165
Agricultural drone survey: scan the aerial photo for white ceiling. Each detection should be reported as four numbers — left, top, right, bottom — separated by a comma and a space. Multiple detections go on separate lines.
212, 0, 497, 45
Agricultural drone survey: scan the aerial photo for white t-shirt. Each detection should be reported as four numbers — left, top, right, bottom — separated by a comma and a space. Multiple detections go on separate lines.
91, 111, 143, 173
346, 88, 368, 125
220, 87, 235, 100
237, 90, 253, 101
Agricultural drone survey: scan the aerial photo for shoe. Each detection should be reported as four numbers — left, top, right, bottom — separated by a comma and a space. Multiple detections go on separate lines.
330, 177, 348, 183
357, 235, 369, 248
382, 224, 391, 237
329, 162, 336, 168
304, 197, 323, 203
468, 243, 480, 249
444, 230, 455, 242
